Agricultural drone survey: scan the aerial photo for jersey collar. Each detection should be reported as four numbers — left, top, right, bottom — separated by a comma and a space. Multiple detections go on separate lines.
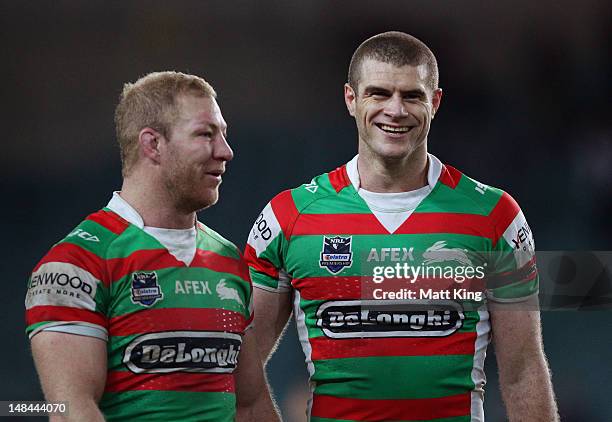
106, 192, 145, 229
345, 153, 443, 192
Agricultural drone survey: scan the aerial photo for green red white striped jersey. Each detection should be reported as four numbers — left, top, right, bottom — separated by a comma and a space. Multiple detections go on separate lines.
25, 195, 253, 422
245, 155, 538, 422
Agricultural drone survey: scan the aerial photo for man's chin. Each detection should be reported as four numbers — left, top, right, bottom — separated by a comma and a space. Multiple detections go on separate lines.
368, 138, 426, 160
372, 146, 417, 161
179, 192, 219, 214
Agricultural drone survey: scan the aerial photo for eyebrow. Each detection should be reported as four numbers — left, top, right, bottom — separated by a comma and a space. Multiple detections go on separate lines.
362, 85, 427, 98
193, 123, 228, 136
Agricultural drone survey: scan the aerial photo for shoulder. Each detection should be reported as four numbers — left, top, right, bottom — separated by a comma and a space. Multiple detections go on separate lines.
270, 164, 351, 215
246, 165, 350, 254
38, 209, 129, 264
27, 209, 125, 310
440, 164, 521, 217
197, 223, 251, 286
439, 164, 529, 246
197, 222, 242, 259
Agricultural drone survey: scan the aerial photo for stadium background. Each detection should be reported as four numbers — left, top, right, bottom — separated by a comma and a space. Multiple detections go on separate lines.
2, 1, 610, 420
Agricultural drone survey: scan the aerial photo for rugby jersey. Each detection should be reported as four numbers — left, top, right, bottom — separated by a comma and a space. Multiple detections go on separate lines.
245, 155, 537, 422
26, 195, 253, 421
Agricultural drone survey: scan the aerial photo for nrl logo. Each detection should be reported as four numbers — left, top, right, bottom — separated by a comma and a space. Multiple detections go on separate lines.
422, 241, 472, 266
216, 279, 244, 306
319, 236, 353, 274
131, 271, 163, 307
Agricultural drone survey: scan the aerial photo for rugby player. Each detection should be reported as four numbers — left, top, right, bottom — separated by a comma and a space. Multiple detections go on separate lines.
26, 72, 279, 421
245, 32, 559, 421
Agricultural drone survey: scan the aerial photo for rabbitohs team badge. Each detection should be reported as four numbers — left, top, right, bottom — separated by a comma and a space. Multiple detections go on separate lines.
320, 236, 353, 274
131, 272, 163, 307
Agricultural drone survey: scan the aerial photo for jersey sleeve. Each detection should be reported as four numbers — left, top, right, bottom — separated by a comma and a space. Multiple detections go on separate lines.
244, 193, 294, 293
236, 252, 255, 331
486, 192, 539, 302
25, 235, 110, 340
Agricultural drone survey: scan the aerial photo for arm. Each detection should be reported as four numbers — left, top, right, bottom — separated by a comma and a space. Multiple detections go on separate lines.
490, 298, 559, 422
31, 332, 107, 422
253, 287, 292, 364
235, 327, 281, 422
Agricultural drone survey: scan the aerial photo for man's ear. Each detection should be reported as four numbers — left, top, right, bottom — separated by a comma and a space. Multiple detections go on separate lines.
344, 83, 357, 117
138, 127, 162, 164
431, 88, 443, 119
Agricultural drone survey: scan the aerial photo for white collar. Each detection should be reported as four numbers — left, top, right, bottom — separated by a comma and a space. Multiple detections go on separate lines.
345, 153, 443, 192
106, 192, 197, 265
106, 192, 145, 228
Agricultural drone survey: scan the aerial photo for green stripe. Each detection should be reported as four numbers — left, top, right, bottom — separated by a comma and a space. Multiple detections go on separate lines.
108, 334, 139, 368
197, 225, 240, 259
59, 218, 119, 256
286, 233, 490, 279
488, 236, 539, 300
292, 186, 371, 215
253, 234, 285, 273
102, 224, 240, 260
311, 416, 470, 422
110, 268, 250, 317
104, 225, 165, 258
290, 173, 355, 212
489, 279, 538, 299
25, 321, 48, 336
251, 269, 281, 291
418, 175, 501, 215
312, 355, 474, 399
100, 390, 234, 422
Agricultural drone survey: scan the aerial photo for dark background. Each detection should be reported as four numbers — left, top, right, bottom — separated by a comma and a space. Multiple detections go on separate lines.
2, 1, 611, 420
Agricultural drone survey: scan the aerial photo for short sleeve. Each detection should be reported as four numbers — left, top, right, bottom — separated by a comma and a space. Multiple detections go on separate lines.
25, 241, 110, 339
236, 253, 255, 331
244, 199, 292, 293
486, 192, 539, 302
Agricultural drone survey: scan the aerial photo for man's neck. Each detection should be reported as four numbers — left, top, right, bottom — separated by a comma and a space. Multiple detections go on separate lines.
357, 146, 429, 193
120, 178, 196, 229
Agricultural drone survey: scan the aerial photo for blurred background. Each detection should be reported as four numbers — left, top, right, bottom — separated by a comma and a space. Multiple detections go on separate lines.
2, 0, 611, 420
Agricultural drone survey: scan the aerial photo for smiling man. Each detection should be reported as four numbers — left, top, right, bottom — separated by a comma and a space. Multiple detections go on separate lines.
25, 72, 279, 421
245, 33, 559, 421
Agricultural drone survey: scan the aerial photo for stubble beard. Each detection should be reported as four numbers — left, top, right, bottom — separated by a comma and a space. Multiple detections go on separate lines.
163, 165, 217, 214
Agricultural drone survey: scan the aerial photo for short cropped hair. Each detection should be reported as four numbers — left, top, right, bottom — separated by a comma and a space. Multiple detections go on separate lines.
115, 71, 216, 177
348, 31, 439, 93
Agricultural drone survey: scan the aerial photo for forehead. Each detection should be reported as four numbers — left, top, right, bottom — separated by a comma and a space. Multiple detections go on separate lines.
357, 59, 430, 92
175, 94, 226, 128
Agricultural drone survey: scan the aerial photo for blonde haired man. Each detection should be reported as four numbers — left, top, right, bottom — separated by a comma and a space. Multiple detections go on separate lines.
26, 71, 279, 421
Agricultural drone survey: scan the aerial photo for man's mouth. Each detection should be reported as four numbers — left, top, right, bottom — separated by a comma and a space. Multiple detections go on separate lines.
206, 169, 225, 177
375, 123, 413, 134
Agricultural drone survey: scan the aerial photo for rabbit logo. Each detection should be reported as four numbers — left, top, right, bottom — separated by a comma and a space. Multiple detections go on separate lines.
216, 279, 244, 307
422, 241, 472, 266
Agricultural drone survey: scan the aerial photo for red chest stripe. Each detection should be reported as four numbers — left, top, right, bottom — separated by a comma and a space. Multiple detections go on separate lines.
109, 308, 246, 336
311, 392, 471, 421
105, 371, 234, 393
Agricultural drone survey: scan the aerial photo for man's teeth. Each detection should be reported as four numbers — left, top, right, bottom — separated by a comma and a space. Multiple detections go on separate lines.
380, 124, 410, 133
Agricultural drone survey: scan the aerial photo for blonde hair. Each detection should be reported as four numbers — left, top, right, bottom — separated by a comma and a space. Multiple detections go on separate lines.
114, 71, 216, 176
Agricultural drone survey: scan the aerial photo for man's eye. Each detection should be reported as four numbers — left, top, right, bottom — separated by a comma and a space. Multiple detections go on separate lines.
198, 132, 213, 138
370, 92, 389, 99
404, 93, 423, 101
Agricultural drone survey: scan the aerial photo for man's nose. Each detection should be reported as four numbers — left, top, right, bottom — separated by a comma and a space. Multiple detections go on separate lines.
384, 95, 408, 118
213, 134, 234, 162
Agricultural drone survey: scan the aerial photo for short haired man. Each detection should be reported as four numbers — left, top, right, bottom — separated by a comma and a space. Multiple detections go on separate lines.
245, 33, 559, 421
26, 71, 279, 421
